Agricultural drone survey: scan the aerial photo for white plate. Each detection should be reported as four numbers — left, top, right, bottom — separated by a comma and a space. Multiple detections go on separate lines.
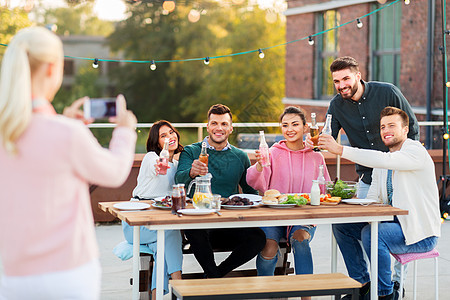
262, 203, 297, 208
113, 202, 151, 210
229, 194, 262, 202
221, 202, 260, 209
341, 199, 378, 205
177, 208, 215, 215
154, 196, 171, 202
151, 202, 171, 210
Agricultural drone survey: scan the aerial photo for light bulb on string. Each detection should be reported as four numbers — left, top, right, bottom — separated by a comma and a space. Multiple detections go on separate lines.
404, 0, 410, 4
92, 58, 99, 69
162, 1, 176, 13
356, 19, 363, 29
446, 81, 450, 88
258, 49, 265, 59
308, 36, 314, 46
204, 57, 210, 65
444, 133, 449, 140
150, 60, 156, 71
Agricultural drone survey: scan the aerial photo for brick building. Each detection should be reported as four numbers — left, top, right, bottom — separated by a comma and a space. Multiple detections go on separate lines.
283, 0, 449, 148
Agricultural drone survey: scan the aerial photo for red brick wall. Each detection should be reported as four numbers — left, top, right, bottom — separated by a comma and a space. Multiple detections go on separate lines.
285, 12, 315, 99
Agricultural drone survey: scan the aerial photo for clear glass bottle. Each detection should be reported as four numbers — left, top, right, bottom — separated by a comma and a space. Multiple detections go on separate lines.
310, 112, 319, 150
310, 180, 320, 206
317, 164, 326, 194
322, 114, 332, 136
199, 142, 208, 166
259, 130, 270, 167
158, 138, 170, 175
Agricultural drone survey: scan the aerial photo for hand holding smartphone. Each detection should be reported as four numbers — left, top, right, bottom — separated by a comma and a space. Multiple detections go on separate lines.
83, 98, 117, 120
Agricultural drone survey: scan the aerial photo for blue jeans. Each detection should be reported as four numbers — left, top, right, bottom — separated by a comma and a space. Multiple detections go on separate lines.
122, 222, 183, 293
257, 225, 316, 276
358, 179, 406, 283
361, 221, 438, 296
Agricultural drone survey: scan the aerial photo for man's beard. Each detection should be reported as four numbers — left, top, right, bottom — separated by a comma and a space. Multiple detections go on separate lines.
339, 80, 358, 99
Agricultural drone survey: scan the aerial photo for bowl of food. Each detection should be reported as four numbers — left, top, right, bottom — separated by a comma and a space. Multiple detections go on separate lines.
326, 180, 358, 199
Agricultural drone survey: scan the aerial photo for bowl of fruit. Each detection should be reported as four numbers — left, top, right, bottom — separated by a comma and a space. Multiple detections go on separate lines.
326, 180, 358, 199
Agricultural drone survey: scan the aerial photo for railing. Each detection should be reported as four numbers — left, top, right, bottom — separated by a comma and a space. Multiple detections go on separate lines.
88, 121, 448, 143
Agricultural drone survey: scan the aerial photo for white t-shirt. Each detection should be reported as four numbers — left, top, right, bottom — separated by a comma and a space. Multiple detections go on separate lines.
132, 151, 178, 198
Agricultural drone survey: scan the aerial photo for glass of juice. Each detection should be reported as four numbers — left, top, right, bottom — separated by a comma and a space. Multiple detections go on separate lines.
158, 157, 169, 175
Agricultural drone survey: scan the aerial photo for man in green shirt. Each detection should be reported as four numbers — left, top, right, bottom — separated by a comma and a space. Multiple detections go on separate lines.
175, 104, 265, 278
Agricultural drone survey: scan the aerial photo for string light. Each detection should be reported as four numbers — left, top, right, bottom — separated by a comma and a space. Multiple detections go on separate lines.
446, 81, 450, 87
258, 49, 265, 59
0, 0, 402, 68
404, 0, 410, 4
92, 58, 99, 69
162, 1, 176, 13
356, 19, 363, 28
444, 133, 449, 140
204, 57, 210, 65
150, 60, 156, 71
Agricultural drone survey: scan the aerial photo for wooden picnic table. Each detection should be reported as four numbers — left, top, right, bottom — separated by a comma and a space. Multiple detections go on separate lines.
99, 201, 408, 300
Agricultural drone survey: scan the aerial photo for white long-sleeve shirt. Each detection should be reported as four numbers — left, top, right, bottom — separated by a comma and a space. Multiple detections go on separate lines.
342, 139, 441, 245
132, 151, 178, 198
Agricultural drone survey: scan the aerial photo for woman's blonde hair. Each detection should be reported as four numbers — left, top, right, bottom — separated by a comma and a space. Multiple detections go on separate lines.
0, 26, 63, 155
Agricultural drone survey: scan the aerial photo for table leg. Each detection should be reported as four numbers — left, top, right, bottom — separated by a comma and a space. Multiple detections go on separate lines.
132, 226, 140, 300
331, 230, 337, 273
156, 229, 165, 300
370, 221, 378, 300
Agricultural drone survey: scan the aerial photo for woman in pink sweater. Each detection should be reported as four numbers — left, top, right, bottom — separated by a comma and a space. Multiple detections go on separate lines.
247, 107, 330, 288
0, 27, 137, 299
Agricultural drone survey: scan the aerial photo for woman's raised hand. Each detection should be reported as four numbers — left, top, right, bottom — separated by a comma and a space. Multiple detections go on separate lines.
110, 94, 137, 130
63, 96, 93, 124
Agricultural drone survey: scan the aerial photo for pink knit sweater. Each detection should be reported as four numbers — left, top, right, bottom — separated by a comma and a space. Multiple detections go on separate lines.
0, 110, 136, 276
246, 141, 331, 194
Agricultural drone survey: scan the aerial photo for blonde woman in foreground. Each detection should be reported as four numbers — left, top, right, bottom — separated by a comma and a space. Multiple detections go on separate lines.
0, 27, 137, 300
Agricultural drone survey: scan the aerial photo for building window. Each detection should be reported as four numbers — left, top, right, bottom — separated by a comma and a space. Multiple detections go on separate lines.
64, 59, 75, 76
371, 2, 402, 85
315, 10, 340, 99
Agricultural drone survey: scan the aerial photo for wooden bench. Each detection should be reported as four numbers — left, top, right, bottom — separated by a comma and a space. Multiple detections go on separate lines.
134, 239, 294, 299
170, 273, 361, 300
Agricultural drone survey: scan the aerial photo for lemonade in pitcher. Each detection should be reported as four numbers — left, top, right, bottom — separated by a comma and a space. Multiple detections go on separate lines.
187, 173, 213, 209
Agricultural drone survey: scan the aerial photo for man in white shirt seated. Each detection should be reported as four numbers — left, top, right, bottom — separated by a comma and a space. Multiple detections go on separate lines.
319, 106, 441, 300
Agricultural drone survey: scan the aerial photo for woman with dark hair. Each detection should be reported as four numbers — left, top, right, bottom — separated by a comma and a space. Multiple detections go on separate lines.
118, 120, 184, 298
247, 107, 331, 300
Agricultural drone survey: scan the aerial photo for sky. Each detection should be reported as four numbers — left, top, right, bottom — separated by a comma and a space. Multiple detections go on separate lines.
5, 0, 282, 21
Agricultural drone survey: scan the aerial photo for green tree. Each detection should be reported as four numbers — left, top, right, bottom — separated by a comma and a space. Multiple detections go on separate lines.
0, 7, 32, 57
108, 0, 285, 125
36, 2, 114, 36
52, 63, 105, 114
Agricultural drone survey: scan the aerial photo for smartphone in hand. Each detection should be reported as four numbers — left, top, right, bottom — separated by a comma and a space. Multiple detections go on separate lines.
83, 98, 117, 119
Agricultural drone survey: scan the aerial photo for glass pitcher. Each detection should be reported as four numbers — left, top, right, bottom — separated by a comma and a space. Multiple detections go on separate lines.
187, 173, 213, 209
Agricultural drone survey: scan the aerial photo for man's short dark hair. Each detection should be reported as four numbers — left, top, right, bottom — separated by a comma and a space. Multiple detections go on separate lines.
380, 106, 409, 127
207, 104, 232, 121
330, 56, 360, 73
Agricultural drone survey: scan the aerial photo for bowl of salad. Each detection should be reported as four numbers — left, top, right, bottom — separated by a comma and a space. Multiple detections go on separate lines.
326, 180, 358, 199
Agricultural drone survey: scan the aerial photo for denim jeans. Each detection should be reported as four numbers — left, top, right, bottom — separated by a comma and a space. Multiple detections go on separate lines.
122, 222, 183, 293
361, 221, 438, 296
257, 225, 316, 276
358, 179, 407, 283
